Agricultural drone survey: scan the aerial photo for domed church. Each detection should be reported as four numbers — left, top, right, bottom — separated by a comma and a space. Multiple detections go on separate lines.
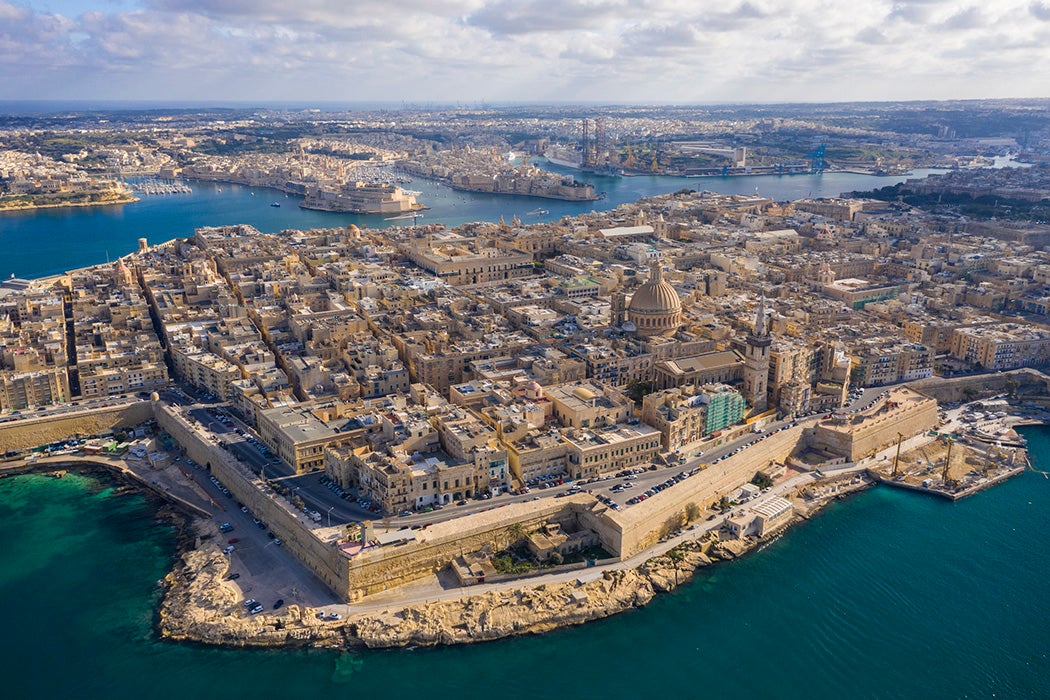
627, 261, 682, 337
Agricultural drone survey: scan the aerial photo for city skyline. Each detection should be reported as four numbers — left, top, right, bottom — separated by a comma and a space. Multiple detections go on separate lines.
3, 0, 1049, 104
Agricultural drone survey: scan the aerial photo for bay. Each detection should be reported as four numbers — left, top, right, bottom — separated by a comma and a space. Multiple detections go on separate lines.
2, 427, 1048, 699
0, 168, 934, 280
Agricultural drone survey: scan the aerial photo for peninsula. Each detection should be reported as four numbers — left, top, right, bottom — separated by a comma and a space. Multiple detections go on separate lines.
3, 164, 1050, 647
0, 149, 136, 212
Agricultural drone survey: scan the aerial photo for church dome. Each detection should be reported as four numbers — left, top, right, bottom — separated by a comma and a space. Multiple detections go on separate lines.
627, 262, 682, 336
629, 276, 681, 315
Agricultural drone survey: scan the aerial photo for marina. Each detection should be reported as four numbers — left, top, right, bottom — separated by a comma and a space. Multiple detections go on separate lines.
129, 179, 193, 195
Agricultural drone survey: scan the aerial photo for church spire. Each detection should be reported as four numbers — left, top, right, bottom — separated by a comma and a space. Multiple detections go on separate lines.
754, 295, 768, 337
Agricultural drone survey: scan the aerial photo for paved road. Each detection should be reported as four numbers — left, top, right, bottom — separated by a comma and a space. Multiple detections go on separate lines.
335, 463, 863, 616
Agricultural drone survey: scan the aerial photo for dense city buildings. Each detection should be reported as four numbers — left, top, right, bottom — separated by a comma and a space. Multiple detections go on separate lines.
3, 101, 1050, 622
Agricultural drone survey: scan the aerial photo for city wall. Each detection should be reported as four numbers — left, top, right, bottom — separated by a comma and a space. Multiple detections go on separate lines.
908, 368, 1050, 404
1, 401, 826, 603
613, 424, 806, 558
344, 496, 611, 600
0, 402, 154, 453
153, 404, 353, 597
808, 397, 938, 461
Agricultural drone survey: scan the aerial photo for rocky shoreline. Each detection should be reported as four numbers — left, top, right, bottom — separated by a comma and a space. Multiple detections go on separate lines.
155, 473, 875, 650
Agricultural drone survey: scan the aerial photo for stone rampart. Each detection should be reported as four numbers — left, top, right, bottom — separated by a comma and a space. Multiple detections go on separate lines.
0, 402, 154, 453
344, 496, 612, 600
808, 390, 937, 461
612, 424, 806, 558
154, 405, 352, 597
908, 368, 1050, 404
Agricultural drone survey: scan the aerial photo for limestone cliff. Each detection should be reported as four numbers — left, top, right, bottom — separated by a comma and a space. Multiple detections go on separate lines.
349, 542, 717, 648
158, 475, 874, 650
158, 535, 354, 648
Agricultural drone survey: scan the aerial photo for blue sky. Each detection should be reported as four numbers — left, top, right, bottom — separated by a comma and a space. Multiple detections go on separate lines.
2, 0, 1049, 103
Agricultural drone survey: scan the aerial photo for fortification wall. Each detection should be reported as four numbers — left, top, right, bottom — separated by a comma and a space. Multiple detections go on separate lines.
0, 402, 154, 453
344, 496, 610, 600
908, 368, 1050, 404
612, 424, 806, 558
809, 396, 937, 461
154, 405, 352, 598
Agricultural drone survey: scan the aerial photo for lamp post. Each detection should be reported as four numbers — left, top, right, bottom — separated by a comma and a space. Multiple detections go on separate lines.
327, 506, 335, 528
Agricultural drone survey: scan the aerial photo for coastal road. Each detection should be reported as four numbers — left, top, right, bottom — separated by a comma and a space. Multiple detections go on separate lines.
336, 464, 866, 617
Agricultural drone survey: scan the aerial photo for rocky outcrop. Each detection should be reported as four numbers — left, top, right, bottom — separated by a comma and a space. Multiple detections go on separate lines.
349, 541, 716, 648
157, 527, 354, 649
159, 476, 875, 650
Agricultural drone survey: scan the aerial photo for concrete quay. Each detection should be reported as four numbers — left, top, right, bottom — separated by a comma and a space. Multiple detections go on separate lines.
868, 465, 1026, 502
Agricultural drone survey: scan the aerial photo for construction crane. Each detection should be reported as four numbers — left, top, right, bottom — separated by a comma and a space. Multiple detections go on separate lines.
581, 118, 591, 168
942, 438, 953, 483
892, 431, 904, 477
805, 143, 827, 174
623, 141, 637, 170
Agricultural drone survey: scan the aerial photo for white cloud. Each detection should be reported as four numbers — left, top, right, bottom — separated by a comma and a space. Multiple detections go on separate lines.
0, 0, 1045, 102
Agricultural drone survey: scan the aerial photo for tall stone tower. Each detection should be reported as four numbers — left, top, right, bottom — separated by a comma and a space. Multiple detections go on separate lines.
743, 296, 771, 412
611, 291, 627, 328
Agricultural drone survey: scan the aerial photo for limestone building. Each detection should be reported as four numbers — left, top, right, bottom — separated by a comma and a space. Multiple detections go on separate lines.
742, 297, 771, 411
627, 261, 682, 337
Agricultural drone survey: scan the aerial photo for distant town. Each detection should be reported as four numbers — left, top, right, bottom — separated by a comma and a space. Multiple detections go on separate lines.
1, 100, 1050, 647
2, 100, 1048, 213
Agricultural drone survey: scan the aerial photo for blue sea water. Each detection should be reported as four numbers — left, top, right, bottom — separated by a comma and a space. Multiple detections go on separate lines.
0, 168, 930, 280
2, 428, 1048, 699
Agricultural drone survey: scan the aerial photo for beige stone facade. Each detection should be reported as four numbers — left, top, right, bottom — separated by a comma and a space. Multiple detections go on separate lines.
808, 387, 938, 461
545, 380, 632, 429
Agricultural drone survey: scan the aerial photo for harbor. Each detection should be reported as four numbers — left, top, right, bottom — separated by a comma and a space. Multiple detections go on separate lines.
129, 179, 193, 195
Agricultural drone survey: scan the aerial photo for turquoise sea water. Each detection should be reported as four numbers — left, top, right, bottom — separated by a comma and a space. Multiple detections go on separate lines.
0, 168, 934, 279
2, 428, 1049, 699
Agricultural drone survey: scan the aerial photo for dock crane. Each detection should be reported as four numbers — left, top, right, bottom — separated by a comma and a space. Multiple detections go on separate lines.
805, 143, 827, 174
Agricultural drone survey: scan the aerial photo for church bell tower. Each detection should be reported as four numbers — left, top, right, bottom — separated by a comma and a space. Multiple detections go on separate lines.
743, 296, 771, 412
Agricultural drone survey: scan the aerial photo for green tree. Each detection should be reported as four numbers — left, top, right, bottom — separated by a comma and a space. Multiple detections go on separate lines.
684, 502, 702, 523
751, 472, 773, 489
507, 523, 527, 544
625, 379, 654, 403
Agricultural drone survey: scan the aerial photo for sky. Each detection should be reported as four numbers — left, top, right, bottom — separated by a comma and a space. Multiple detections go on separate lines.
1, 0, 1049, 104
